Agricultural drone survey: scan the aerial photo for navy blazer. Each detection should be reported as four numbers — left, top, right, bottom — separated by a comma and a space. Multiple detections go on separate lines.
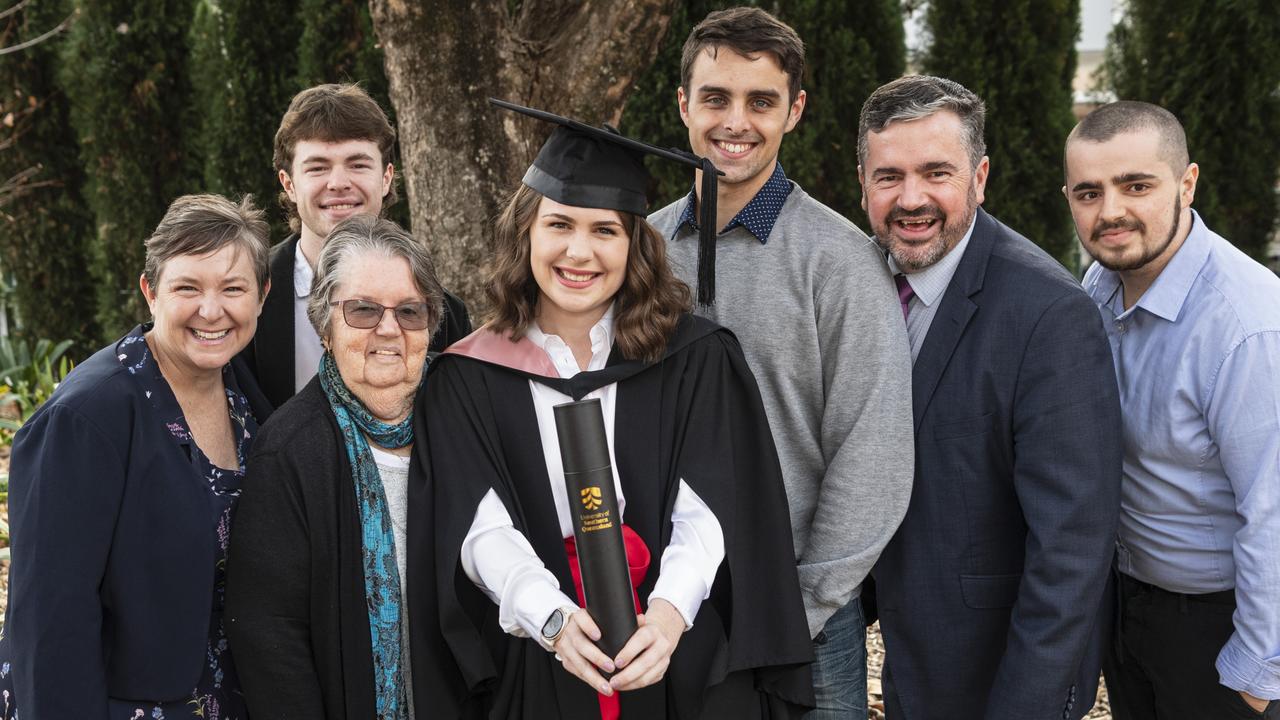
2, 333, 268, 716
873, 209, 1122, 720
239, 234, 474, 409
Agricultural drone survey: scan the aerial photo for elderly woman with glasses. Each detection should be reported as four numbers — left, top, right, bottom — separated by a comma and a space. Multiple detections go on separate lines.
225, 213, 443, 719
0, 194, 272, 719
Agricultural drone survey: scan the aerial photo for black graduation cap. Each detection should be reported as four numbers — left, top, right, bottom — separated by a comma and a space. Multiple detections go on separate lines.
490, 97, 723, 306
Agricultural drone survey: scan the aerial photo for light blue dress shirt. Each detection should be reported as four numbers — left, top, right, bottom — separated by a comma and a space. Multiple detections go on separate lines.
1083, 211, 1280, 698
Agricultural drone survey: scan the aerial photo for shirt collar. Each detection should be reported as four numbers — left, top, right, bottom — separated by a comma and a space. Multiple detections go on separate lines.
886, 215, 977, 307
1086, 210, 1211, 323
294, 241, 314, 298
526, 305, 616, 378
676, 162, 792, 244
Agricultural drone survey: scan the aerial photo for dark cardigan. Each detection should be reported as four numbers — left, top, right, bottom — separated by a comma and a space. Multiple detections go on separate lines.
225, 378, 380, 719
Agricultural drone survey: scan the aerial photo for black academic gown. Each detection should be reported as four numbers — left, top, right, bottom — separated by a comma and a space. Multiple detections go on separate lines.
407, 314, 814, 720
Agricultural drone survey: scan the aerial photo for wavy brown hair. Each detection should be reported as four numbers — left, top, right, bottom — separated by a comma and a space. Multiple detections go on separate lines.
486, 184, 692, 363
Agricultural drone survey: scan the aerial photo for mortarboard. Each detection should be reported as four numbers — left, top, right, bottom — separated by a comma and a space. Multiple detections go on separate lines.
490, 97, 723, 306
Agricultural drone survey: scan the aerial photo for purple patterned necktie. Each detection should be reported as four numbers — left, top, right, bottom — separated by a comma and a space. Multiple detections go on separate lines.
894, 273, 915, 321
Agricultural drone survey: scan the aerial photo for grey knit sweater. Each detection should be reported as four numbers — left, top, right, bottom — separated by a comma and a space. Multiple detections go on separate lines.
650, 183, 915, 637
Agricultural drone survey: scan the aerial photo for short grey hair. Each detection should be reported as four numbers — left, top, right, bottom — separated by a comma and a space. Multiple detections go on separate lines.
858, 75, 987, 170
306, 214, 445, 342
144, 194, 270, 294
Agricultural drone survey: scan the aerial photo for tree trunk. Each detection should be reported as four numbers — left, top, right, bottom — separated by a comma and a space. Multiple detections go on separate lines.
369, 0, 676, 316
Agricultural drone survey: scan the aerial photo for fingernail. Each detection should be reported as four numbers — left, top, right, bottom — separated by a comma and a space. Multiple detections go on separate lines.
600, 684, 613, 696
603, 661, 615, 673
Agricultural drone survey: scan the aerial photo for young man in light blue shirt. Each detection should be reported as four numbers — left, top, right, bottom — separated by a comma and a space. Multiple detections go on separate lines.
1066, 101, 1280, 719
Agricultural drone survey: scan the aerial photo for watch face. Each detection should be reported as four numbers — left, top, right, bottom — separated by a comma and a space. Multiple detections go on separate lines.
542, 609, 565, 639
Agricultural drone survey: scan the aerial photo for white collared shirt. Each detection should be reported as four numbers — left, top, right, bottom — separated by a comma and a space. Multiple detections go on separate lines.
293, 243, 325, 392
459, 308, 725, 647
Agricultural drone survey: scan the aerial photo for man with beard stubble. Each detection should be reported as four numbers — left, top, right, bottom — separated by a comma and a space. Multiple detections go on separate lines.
860, 75, 1123, 720
1065, 101, 1280, 720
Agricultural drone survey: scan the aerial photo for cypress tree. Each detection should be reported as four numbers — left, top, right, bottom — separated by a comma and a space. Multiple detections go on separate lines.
1105, 0, 1280, 260
294, 0, 407, 228
294, 0, 388, 100
624, 1, 904, 225
622, 0, 718, 208
189, 0, 301, 235
777, 0, 904, 224
0, 0, 99, 356
61, 0, 199, 339
922, 0, 1080, 269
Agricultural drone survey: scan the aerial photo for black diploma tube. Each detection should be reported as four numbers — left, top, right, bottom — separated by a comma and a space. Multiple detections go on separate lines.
554, 398, 638, 659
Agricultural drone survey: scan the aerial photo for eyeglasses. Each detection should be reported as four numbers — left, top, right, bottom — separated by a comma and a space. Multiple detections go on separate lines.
330, 299, 433, 331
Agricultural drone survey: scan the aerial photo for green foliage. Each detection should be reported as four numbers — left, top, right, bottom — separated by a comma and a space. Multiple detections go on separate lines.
0, 336, 75, 442
621, 0, 710, 208
922, 0, 1081, 269
188, 0, 302, 235
1104, 0, 1280, 260
624, 1, 905, 223
60, 0, 201, 340
294, 0, 408, 228
295, 0, 387, 101
0, 334, 73, 555
0, 0, 100, 356
776, 0, 905, 224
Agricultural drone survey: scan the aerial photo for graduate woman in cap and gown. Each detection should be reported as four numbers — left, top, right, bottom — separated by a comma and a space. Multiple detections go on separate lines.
407, 101, 814, 719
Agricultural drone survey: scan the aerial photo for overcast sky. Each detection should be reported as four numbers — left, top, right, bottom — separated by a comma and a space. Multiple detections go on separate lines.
906, 0, 1116, 53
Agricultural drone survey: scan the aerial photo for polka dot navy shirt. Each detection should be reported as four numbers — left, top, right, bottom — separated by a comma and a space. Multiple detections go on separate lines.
676, 162, 793, 245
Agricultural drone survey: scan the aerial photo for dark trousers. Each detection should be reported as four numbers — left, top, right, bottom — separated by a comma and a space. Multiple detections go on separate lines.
1105, 571, 1278, 720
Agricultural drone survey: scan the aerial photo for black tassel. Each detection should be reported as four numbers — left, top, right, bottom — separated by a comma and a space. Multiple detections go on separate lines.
697, 157, 718, 307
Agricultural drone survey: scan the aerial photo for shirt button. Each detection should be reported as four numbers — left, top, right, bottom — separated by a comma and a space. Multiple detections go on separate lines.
1114, 322, 1125, 334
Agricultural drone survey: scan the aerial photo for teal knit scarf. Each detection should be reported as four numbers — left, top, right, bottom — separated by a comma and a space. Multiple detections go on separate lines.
318, 352, 412, 719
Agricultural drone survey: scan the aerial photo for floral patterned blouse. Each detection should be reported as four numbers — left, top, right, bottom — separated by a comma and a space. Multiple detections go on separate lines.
0, 325, 258, 719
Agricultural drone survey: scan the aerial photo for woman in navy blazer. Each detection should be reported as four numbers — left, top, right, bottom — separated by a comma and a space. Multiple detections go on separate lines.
0, 194, 273, 719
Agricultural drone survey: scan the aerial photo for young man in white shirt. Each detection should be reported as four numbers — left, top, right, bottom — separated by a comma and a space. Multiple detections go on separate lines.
240, 83, 470, 408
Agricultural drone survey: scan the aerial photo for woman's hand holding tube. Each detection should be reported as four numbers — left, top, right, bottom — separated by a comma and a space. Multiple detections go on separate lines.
553, 609, 618, 696
608, 598, 685, 692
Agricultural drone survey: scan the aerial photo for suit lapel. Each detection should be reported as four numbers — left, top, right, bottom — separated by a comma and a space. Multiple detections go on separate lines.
256, 235, 299, 408
911, 209, 996, 431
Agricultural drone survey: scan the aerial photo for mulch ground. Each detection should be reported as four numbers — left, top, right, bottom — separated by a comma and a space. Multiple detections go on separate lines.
865, 621, 1112, 718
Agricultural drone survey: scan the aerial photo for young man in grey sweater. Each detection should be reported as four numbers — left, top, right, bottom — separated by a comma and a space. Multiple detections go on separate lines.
648, 8, 914, 718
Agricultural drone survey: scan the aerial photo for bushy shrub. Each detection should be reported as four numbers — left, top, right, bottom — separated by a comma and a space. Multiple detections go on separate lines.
0, 336, 75, 444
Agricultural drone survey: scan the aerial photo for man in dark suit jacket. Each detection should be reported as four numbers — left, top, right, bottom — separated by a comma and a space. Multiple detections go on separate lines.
857, 75, 1122, 719
239, 84, 471, 409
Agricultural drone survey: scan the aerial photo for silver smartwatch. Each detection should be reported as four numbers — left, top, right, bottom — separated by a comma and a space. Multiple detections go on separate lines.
541, 606, 574, 646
